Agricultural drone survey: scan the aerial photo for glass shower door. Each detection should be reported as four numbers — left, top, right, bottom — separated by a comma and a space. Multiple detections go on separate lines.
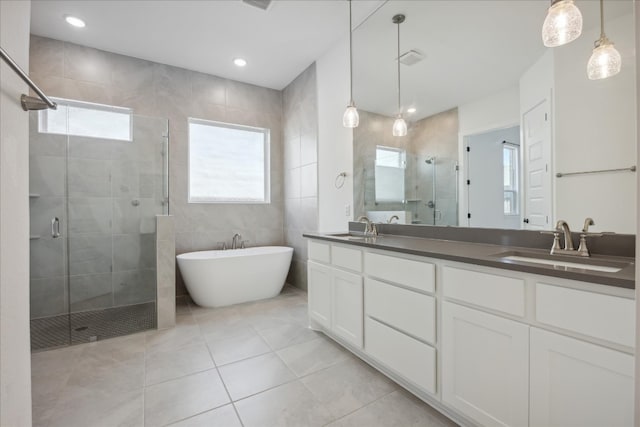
29, 111, 71, 350
29, 104, 168, 351
66, 114, 166, 343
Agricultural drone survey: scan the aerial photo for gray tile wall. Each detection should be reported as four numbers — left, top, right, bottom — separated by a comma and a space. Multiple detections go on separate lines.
30, 35, 285, 298
409, 108, 459, 226
282, 64, 318, 290
353, 109, 459, 226
28, 110, 166, 319
156, 215, 175, 329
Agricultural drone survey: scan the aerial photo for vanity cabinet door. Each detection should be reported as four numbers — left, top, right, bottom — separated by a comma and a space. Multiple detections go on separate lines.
442, 302, 529, 427
332, 269, 363, 348
530, 327, 634, 427
307, 261, 332, 329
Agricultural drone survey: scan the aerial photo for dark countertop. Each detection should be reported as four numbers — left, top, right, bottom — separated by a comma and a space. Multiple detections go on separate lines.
303, 232, 635, 290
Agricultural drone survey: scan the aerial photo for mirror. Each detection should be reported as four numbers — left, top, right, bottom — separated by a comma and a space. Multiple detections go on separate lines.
352, 0, 636, 234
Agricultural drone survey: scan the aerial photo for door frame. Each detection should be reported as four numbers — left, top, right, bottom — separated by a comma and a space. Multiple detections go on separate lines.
458, 121, 521, 227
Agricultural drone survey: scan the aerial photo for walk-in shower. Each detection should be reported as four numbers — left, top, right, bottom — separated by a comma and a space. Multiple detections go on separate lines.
414, 155, 458, 225
28, 99, 169, 351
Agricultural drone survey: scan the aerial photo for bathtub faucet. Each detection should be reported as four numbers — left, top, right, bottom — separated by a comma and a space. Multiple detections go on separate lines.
232, 233, 242, 249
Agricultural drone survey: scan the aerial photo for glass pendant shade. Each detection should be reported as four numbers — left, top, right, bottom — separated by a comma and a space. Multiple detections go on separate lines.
542, 0, 583, 47
392, 115, 407, 137
343, 103, 359, 128
587, 39, 622, 80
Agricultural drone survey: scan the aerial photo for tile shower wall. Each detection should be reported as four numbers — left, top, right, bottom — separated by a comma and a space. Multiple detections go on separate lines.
30, 35, 285, 297
28, 114, 165, 318
282, 64, 319, 290
354, 111, 408, 221
354, 108, 459, 226
409, 108, 459, 226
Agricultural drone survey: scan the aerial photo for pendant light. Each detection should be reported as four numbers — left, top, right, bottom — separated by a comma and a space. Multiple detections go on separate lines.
587, 0, 621, 80
392, 14, 407, 137
541, 0, 583, 47
342, 0, 359, 128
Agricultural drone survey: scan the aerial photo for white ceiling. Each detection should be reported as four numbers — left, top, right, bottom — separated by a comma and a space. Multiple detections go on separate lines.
30, 0, 634, 112
30, 0, 384, 90
352, 0, 634, 120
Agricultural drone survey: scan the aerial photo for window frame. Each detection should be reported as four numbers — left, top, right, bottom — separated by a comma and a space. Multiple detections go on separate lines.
503, 143, 520, 216
187, 118, 271, 204
38, 97, 133, 142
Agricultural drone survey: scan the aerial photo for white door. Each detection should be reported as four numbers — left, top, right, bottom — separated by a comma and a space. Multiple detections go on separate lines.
442, 302, 529, 427
331, 269, 363, 348
522, 100, 552, 229
307, 261, 331, 329
530, 328, 634, 427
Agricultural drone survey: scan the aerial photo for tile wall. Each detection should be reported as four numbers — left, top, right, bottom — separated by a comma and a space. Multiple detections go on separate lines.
30, 35, 286, 297
353, 108, 459, 226
28, 113, 166, 318
282, 64, 319, 290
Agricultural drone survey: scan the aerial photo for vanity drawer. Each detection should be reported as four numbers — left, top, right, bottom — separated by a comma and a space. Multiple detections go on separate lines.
365, 252, 435, 293
535, 283, 635, 347
308, 240, 331, 264
365, 278, 435, 344
331, 245, 362, 272
442, 266, 525, 317
365, 317, 436, 394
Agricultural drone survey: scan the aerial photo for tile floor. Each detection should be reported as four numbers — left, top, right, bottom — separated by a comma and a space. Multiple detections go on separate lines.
31, 286, 457, 427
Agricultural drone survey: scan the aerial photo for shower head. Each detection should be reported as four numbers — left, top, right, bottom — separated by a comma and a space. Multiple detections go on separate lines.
425, 157, 435, 164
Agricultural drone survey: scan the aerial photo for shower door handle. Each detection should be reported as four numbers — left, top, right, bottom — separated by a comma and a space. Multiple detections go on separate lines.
51, 217, 61, 238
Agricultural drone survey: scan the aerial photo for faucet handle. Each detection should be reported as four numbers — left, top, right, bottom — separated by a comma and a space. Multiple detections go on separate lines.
217, 241, 227, 250
240, 240, 250, 249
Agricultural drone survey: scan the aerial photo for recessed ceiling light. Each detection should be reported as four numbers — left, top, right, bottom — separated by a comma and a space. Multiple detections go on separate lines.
407, 107, 417, 114
64, 15, 86, 28
233, 58, 247, 67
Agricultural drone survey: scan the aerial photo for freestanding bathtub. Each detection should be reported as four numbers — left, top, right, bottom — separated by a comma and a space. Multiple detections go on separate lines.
176, 246, 293, 308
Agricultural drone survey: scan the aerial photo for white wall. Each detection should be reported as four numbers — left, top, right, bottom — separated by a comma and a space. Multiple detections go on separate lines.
458, 86, 520, 136
457, 85, 520, 226
0, 1, 33, 425
316, 36, 354, 232
554, 13, 636, 234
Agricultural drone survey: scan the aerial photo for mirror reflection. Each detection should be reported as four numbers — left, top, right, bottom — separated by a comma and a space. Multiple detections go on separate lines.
352, 0, 636, 233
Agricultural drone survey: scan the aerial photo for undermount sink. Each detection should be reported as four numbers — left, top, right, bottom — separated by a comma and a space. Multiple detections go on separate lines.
493, 251, 631, 273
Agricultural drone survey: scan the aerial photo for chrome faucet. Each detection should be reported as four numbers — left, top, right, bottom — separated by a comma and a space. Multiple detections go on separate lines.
357, 216, 378, 236
232, 233, 242, 249
388, 215, 400, 224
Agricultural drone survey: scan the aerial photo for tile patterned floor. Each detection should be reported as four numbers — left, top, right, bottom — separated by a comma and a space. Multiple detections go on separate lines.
31, 286, 457, 427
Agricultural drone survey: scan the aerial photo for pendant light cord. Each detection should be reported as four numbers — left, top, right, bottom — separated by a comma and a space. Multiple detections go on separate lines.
396, 18, 401, 114
600, 0, 605, 38
348, 0, 353, 103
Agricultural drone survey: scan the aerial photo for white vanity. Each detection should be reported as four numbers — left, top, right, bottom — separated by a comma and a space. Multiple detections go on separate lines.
306, 235, 635, 427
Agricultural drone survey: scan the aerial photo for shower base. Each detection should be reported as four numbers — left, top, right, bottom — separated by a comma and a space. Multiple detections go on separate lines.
30, 302, 157, 351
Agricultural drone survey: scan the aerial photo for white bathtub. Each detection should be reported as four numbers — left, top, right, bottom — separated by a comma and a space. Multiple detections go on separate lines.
176, 246, 293, 308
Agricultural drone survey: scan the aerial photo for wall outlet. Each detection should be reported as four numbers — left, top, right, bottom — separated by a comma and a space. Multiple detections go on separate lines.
344, 204, 351, 216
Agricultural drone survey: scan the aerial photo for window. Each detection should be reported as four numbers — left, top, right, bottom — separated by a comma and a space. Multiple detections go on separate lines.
39, 98, 132, 141
188, 118, 270, 203
503, 144, 519, 215
375, 146, 406, 202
